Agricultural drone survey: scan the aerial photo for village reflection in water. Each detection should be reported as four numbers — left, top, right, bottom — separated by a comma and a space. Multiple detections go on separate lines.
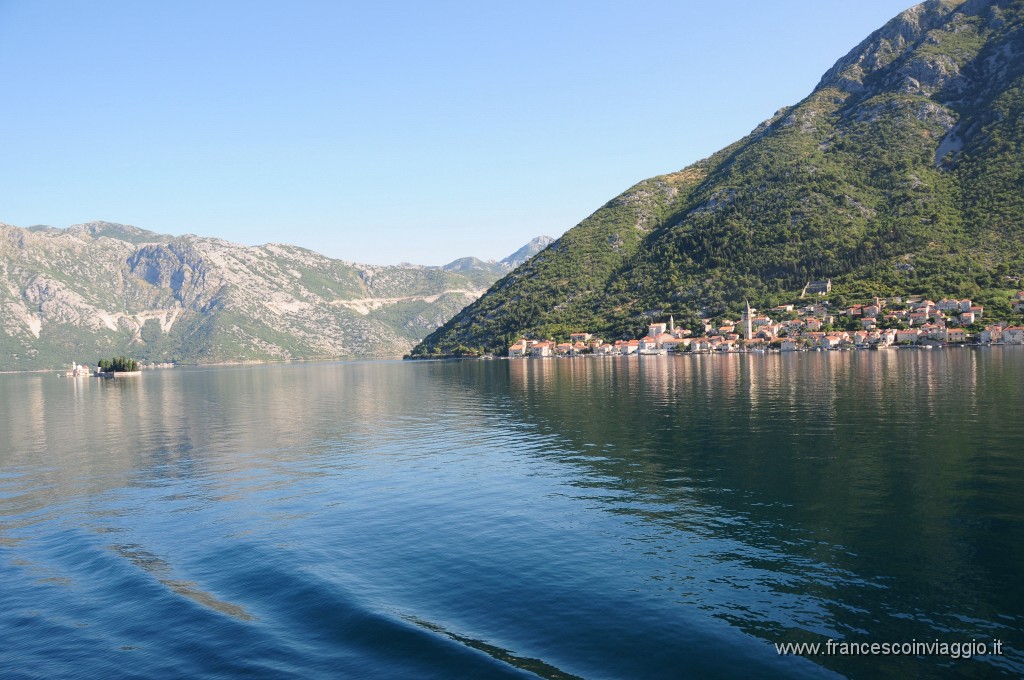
1, 351, 1022, 678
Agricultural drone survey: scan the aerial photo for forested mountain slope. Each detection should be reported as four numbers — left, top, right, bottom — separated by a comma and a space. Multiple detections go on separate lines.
413, 0, 1024, 356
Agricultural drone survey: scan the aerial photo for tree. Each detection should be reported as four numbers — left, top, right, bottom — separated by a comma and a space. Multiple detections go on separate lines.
97, 356, 139, 373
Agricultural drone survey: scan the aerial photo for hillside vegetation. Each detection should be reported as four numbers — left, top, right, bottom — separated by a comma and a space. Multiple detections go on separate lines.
412, 0, 1024, 356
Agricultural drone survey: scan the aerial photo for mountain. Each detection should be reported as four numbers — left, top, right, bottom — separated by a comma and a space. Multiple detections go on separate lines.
500, 236, 556, 269
411, 0, 1024, 357
438, 236, 556, 288
439, 256, 509, 289
0, 222, 542, 370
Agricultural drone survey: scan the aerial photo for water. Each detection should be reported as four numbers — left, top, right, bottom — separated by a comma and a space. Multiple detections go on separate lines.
1, 350, 1022, 679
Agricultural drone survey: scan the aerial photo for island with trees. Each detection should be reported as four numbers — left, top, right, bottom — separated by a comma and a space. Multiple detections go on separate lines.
95, 356, 141, 377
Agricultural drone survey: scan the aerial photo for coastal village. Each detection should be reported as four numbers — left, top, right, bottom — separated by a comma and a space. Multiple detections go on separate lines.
508, 288, 1024, 357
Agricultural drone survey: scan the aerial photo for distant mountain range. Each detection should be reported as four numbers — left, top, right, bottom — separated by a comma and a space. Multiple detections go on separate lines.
439, 236, 556, 285
0, 221, 550, 370
412, 0, 1024, 357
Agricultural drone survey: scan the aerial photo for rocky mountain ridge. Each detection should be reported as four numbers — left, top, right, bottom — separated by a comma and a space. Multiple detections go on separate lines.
0, 221, 546, 370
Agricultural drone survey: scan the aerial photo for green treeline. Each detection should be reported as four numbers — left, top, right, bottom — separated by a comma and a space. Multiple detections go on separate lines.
97, 356, 139, 373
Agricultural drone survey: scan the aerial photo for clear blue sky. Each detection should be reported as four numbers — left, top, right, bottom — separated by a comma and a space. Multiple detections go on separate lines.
0, 1, 914, 265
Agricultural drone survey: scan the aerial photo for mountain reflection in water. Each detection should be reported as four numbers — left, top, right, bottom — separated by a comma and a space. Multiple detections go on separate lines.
1, 352, 1021, 679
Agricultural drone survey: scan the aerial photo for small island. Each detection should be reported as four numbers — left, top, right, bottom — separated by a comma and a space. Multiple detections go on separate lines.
95, 356, 142, 377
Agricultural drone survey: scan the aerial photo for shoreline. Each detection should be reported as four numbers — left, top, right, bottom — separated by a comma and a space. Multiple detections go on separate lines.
492, 342, 1020, 360
4, 344, 1019, 374
0, 354, 408, 375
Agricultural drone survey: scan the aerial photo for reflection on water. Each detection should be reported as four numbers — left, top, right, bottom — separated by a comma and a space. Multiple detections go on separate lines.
110, 541, 255, 621
499, 350, 1024, 677
1, 352, 1022, 679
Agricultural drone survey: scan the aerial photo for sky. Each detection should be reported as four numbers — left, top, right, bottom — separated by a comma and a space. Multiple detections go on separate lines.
0, 1, 916, 266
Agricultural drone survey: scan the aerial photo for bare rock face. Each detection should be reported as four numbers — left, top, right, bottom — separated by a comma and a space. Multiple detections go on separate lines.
891, 54, 965, 95
816, 0, 965, 94
0, 223, 548, 370
500, 236, 556, 269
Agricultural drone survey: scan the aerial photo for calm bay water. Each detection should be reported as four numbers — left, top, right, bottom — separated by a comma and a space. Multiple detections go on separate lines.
1, 349, 1023, 679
